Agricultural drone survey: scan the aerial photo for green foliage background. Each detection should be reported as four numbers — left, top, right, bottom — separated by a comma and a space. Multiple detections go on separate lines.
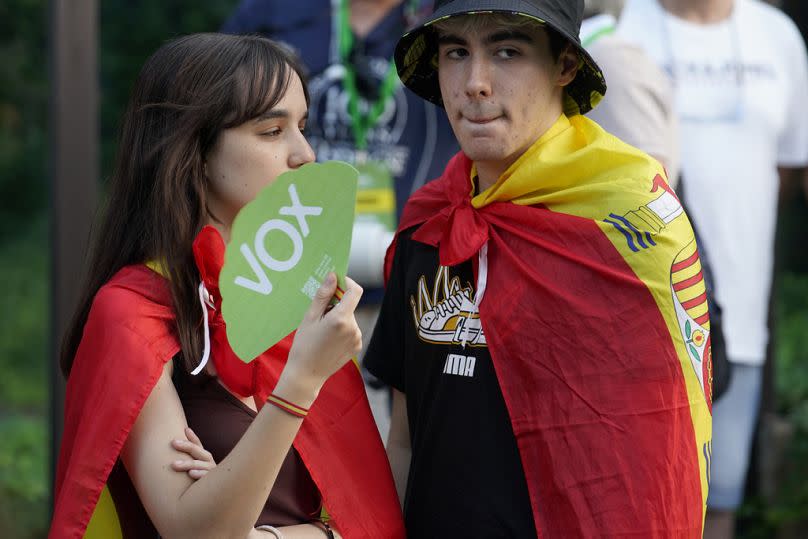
0, 2, 236, 537
1, 1, 807, 538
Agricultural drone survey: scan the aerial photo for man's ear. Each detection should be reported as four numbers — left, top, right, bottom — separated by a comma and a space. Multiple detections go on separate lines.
557, 45, 580, 87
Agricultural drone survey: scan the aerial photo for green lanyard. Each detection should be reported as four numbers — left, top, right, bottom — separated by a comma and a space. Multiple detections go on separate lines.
581, 23, 615, 48
336, 0, 418, 151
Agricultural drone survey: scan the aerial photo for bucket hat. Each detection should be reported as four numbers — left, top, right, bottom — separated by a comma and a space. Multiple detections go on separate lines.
395, 0, 607, 116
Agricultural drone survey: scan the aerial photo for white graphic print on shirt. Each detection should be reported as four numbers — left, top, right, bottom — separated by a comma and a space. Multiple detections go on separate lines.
409, 266, 487, 347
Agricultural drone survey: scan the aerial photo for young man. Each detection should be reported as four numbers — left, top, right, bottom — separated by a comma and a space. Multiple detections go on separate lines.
618, 1, 808, 537
365, 1, 712, 537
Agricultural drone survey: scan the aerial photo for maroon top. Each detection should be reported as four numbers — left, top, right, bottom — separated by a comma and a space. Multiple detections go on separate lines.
172, 358, 322, 527
106, 460, 158, 538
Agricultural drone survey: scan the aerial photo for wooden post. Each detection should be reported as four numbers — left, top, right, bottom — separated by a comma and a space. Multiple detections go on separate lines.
49, 0, 98, 511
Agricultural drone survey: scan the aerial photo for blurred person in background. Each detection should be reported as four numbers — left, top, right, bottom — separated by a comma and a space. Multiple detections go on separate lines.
619, 1, 808, 537
222, 1, 459, 415
582, 0, 680, 187
49, 33, 404, 539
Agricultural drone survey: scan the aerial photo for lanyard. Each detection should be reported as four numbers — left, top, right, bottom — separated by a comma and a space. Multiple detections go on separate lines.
580, 14, 616, 48
581, 24, 615, 48
334, 0, 420, 150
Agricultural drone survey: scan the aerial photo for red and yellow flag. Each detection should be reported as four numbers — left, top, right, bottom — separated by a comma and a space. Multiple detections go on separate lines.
389, 114, 711, 537
50, 263, 404, 538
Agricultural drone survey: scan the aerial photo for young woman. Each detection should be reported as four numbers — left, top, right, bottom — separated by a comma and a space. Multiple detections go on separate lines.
49, 33, 404, 539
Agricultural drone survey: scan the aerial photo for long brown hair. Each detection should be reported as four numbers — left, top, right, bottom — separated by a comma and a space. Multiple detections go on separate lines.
61, 33, 310, 376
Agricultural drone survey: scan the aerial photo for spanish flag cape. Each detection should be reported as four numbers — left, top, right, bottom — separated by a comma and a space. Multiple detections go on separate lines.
50, 232, 404, 538
388, 114, 712, 537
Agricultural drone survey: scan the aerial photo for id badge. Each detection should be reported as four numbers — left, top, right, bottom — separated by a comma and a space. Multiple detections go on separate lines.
354, 160, 396, 231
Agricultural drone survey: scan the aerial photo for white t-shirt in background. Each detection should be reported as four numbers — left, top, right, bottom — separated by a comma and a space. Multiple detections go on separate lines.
618, 0, 808, 365
582, 14, 681, 186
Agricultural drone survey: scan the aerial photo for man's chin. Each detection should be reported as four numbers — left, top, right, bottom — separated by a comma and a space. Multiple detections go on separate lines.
458, 144, 507, 164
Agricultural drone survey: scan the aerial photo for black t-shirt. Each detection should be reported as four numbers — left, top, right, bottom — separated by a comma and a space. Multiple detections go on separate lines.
365, 228, 536, 538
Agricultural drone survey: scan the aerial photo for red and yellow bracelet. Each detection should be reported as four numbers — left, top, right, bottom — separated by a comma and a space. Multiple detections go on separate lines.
266, 393, 310, 418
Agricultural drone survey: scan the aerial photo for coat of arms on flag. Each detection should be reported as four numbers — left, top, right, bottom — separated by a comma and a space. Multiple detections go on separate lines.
670, 239, 713, 411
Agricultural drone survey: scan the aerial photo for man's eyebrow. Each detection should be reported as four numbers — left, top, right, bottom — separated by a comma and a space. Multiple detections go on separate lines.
484, 30, 535, 45
437, 33, 468, 47
436, 29, 536, 47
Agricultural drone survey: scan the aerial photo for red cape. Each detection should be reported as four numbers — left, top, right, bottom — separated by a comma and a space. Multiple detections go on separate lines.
386, 152, 704, 537
50, 264, 404, 539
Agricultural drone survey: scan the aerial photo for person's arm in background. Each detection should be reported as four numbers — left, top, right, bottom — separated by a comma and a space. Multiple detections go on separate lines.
777, 13, 808, 202
585, 36, 681, 187
363, 234, 411, 508
348, 226, 396, 289
386, 389, 412, 508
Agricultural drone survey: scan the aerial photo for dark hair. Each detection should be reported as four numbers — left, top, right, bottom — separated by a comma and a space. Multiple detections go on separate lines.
432, 13, 571, 62
61, 33, 310, 376
546, 27, 569, 61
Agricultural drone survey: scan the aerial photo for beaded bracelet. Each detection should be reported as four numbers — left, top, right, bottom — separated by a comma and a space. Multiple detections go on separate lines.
266, 393, 310, 418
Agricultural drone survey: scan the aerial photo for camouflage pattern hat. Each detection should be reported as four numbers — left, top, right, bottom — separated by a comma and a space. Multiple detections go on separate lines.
395, 0, 607, 116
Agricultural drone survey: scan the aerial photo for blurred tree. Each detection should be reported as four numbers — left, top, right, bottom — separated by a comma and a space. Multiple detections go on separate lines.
0, 1, 49, 537
1, 2, 238, 537
0, 0, 241, 238
779, 0, 808, 274
99, 0, 239, 180
0, 0, 48, 241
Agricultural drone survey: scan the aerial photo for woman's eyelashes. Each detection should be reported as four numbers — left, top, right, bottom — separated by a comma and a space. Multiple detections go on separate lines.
258, 120, 307, 138
259, 127, 282, 137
